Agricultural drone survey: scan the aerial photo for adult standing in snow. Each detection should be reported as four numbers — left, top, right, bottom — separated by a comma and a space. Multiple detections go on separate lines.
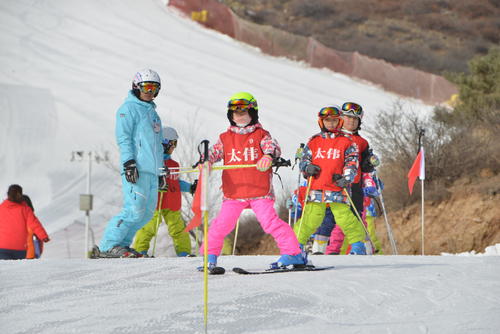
133, 127, 196, 257
98, 69, 165, 258
200, 92, 306, 270
293, 105, 367, 255
0, 185, 50, 260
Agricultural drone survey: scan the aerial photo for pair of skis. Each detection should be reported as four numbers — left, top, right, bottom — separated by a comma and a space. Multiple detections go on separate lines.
200, 265, 335, 275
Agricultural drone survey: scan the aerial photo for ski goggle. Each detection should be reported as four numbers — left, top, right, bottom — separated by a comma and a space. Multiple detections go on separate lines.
138, 82, 160, 94
318, 106, 341, 118
341, 102, 363, 118
163, 139, 177, 147
228, 99, 255, 112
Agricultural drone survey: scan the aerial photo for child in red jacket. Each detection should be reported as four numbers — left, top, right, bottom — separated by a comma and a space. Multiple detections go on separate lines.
0, 185, 49, 260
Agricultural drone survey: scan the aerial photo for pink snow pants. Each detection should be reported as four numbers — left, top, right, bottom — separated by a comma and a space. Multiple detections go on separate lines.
326, 224, 345, 254
201, 198, 301, 256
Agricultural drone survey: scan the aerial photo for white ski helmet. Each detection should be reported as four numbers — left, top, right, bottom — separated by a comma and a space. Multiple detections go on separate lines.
162, 126, 178, 145
132, 69, 161, 95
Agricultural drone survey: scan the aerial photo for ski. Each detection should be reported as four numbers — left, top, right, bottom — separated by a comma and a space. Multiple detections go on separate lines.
232, 265, 335, 275
197, 266, 226, 275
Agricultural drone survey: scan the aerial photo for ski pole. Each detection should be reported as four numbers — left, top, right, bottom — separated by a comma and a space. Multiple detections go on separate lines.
378, 189, 398, 255
232, 218, 240, 255
197, 140, 210, 333
293, 144, 305, 225
151, 190, 166, 257
372, 171, 398, 255
297, 176, 313, 244
343, 188, 375, 252
169, 164, 258, 175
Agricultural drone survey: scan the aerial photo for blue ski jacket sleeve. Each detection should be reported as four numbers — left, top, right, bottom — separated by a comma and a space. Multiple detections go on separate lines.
115, 91, 164, 176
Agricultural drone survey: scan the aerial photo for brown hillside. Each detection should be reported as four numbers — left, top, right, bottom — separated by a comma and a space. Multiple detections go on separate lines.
221, 0, 500, 75
237, 172, 500, 256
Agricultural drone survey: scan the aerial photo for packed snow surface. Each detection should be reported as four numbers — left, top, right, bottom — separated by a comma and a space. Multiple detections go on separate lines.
2, 255, 500, 333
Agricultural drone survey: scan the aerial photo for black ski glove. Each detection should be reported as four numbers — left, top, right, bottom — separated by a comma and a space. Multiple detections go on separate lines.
124, 160, 139, 183
304, 164, 321, 177
159, 175, 168, 191
190, 179, 198, 195
333, 174, 350, 188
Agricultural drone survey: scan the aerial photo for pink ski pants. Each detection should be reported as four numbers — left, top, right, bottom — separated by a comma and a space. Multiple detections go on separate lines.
201, 198, 301, 256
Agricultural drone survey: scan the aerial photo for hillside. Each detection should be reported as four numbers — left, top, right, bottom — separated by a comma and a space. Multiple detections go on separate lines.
221, 0, 500, 75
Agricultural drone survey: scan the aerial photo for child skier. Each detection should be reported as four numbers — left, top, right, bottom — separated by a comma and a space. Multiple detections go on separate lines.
293, 105, 367, 255
133, 127, 196, 257
323, 102, 380, 254
201, 92, 305, 269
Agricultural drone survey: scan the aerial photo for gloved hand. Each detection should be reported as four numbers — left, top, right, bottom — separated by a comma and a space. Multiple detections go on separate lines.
286, 198, 294, 209
43, 237, 50, 243
332, 174, 350, 188
361, 149, 380, 173
159, 175, 169, 191
256, 154, 273, 172
124, 160, 139, 183
304, 164, 321, 177
190, 179, 198, 195
363, 186, 378, 198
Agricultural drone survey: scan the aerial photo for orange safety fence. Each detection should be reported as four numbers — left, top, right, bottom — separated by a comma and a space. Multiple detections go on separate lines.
168, 0, 457, 104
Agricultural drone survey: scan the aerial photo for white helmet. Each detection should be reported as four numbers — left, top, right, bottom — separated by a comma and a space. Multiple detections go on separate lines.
162, 126, 178, 145
132, 69, 161, 90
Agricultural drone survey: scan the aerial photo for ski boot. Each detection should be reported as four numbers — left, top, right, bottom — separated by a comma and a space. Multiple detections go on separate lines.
349, 241, 367, 255
197, 254, 225, 274
270, 253, 308, 269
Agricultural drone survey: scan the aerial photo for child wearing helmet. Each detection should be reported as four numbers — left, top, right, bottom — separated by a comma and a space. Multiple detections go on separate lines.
201, 92, 306, 269
97, 69, 164, 258
293, 105, 367, 255
132, 127, 196, 257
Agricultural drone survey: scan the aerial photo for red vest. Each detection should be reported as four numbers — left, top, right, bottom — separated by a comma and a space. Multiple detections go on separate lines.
350, 134, 368, 184
220, 128, 272, 199
307, 134, 354, 192
157, 159, 181, 211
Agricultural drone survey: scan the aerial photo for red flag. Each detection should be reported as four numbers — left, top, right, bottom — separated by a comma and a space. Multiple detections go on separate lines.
184, 171, 203, 232
407, 148, 425, 195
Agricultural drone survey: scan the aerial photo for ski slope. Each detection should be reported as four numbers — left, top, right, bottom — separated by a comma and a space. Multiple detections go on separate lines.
0, 0, 432, 255
1, 254, 500, 333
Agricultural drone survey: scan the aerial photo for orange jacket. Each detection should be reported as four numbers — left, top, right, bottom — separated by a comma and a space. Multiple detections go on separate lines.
0, 200, 48, 251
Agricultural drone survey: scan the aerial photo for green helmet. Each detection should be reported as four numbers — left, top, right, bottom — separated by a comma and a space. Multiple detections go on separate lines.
227, 92, 258, 111
227, 92, 259, 126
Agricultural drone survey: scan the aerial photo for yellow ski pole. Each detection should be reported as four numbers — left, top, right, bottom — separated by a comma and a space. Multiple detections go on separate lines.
151, 190, 165, 257
343, 188, 375, 251
297, 176, 313, 243
232, 218, 240, 255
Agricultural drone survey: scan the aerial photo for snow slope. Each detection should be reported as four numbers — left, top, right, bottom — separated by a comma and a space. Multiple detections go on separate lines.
1, 255, 500, 333
0, 0, 431, 257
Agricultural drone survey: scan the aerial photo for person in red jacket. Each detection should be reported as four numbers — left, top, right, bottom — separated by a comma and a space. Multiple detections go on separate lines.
200, 92, 305, 270
0, 185, 50, 260
293, 105, 367, 255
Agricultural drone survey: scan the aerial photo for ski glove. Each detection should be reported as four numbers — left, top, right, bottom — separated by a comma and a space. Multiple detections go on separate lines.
42, 237, 50, 243
159, 175, 168, 191
256, 154, 273, 172
333, 174, 350, 188
124, 160, 139, 183
361, 149, 380, 173
190, 179, 198, 195
304, 164, 321, 177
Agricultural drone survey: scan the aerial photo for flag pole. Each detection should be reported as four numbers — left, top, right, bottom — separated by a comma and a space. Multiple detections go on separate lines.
418, 129, 425, 256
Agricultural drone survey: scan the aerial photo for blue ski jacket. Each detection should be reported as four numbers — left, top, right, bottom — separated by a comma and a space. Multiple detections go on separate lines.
115, 91, 164, 176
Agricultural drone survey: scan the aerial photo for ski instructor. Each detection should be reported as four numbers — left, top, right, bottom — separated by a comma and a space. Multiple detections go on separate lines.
98, 69, 165, 258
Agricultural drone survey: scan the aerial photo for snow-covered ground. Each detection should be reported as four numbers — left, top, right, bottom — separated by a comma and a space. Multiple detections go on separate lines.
2, 254, 500, 333
0, 0, 432, 257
